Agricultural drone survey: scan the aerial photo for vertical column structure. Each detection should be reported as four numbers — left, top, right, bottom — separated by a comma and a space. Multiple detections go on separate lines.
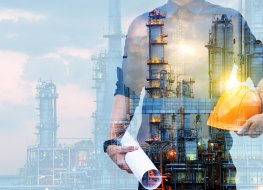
146, 9, 169, 99
145, 9, 175, 142
206, 14, 234, 99
36, 80, 58, 148
245, 0, 263, 41
91, 52, 107, 161
206, 15, 237, 188
246, 41, 263, 85
243, 0, 263, 85
104, 0, 123, 106
92, 1, 137, 189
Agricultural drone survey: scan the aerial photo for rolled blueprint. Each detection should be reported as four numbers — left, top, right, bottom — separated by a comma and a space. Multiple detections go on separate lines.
121, 132, 161, 190
120, 89, 161, 190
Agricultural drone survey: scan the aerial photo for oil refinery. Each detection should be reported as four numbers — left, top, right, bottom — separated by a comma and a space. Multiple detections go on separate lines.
0, 0, 263, 190
132, 7, 263, 190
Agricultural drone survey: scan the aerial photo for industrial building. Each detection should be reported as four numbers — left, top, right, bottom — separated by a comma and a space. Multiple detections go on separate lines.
124, 9, 263, 190
0, 80, 94, 190
0, 0, 138, 189
0, 1, 262, 190
21, 81, 93, 190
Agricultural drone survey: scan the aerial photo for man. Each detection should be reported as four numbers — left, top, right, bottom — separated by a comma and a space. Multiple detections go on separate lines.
104, 0, 263, 189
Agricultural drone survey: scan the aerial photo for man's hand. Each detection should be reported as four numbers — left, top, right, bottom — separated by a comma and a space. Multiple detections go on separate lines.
237, 79, 263, 138
107, 145, 138, 173
237, 113, 263, 138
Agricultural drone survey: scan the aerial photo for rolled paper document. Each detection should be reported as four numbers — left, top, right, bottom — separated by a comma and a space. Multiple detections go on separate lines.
121, 132, 161, 190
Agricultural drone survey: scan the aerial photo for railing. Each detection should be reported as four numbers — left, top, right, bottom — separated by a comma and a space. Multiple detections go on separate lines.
177, 129, 197, 138
147, 19, 164, 26
148, 58, 168, 64
151, 36, 167, 44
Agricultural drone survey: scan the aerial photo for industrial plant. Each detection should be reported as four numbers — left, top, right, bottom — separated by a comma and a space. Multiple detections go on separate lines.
126, 6, 263, 190
0, 0, 263, 190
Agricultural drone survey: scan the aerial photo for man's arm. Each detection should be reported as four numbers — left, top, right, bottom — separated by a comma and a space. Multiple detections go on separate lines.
108, 94, 129, 139
104, 13, 148, 173
106, 94, 138, 174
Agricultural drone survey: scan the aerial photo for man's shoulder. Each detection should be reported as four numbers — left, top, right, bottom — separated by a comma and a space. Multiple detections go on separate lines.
127, 12, 148, 37
128, 4, 166, 36
202, 1, 241, 18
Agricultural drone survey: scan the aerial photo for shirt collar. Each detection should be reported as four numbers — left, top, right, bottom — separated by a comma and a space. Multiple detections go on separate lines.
165, 0, 206, 17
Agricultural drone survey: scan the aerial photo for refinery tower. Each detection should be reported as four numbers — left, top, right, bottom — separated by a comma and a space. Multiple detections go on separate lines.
18, 80, 93, 190
92, 0, 137, 189
36, 81, 58, 148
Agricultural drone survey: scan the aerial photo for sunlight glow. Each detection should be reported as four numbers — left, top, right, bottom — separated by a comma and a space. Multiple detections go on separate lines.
226, 64, 240, 90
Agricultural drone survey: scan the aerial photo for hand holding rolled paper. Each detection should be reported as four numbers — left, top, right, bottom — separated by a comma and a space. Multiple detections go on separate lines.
120, 88, 162, 189
207, 64, 262, 131
121, 132, 162, 190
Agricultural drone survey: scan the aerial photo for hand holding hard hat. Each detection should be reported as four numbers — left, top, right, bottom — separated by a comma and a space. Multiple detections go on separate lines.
237, 79, 263, 138
207, 64, 262, 134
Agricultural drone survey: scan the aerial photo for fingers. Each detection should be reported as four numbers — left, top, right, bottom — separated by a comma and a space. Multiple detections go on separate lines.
119, 146, 139, 153
107, 145, 138, 154
237, 114, 263, 138
106, 145, 136, 174
118, 162, 132, 173
117, 146, 137, 173
237, 119, 252, 136
116, 157, 133, 173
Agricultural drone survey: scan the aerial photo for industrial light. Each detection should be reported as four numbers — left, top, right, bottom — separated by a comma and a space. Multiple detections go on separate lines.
167, 149, 176, 160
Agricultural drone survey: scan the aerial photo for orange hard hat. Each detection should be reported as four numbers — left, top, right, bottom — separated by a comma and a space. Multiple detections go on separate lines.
207, 85, 262, 131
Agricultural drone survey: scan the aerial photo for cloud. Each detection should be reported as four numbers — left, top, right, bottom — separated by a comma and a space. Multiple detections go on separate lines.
57, 84, 95, 139
0, 50, 34, 107
0, 119, 36, 175
24, 48, 93, 89
41, 47, 92, 66
0, 9, 46, 22
57, 47, 92, 59
6, 32, 18, 39
43, 47, 91, 61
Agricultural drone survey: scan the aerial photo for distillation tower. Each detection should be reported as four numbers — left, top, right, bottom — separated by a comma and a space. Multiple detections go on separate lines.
104, 0, 124, 104
206, 14, 234, 99
206, 15, 237, 190
244, 0, 263, 41
37, 81, 58, 148
138, 9, 216, 190
19, 81, 93, 190
91, 0, 137, 189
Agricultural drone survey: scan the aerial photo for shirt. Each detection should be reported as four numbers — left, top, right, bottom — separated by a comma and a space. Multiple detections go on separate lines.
120, 0, 254, 98
114, 0, 257, 145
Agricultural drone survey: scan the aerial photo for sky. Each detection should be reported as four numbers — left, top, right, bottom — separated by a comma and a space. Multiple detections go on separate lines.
0, 0, 240, 175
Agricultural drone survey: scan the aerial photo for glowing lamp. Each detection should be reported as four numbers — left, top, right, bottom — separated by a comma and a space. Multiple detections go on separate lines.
167, 149, 176, 160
